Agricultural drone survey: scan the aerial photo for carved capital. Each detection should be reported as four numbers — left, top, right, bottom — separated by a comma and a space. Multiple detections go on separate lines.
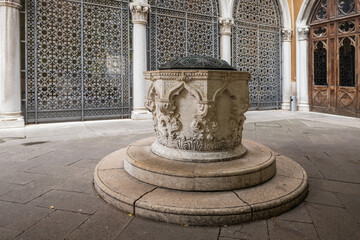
0, 0, 22, 9
297, 26, 310, 41
281, 28, 292, 42
219, 18, 234, 36
130, 2, 150, 25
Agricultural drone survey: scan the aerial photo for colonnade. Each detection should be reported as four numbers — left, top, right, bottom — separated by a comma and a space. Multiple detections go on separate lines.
0, 0, 309, 128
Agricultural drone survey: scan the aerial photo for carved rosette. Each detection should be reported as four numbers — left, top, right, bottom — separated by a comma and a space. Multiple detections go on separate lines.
0, 0, 22, 8
130, 2, 150, 25
297, 26, 310, 41
144, 70, 250, 155
282, 28, 292, 42
219, 18, 234, 36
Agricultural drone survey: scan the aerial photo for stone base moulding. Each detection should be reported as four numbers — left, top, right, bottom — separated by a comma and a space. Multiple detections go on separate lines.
123, 137, 276, 191
0, 114, 24, 129
94, 139, 309, 226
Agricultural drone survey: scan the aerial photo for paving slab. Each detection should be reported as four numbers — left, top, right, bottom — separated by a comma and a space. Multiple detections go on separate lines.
0, 176, 62, 204
0, 227, 21, 240
336, 192, 360, 224
67, 204, 132, 240
308, 178, 360, 196
117, 217, 219, 240
268, 219, 319, 240
14, 210, 88, 240
0, 169, 45, 185
29, 189, 105, 215
219, 220, 268, 240
306, 203, 360, 240
304, 189, 344, 207
0, 201, 52, 231
276, 203, 312, 223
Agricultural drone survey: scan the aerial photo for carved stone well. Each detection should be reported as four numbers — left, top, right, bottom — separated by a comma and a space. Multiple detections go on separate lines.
94, 56, 308, 225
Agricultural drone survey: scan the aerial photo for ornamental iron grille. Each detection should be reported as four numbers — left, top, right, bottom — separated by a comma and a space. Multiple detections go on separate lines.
148, 0, 220, 70
25, 0, 131, 123
309, 0, 360, 117
232, 0, 282, 110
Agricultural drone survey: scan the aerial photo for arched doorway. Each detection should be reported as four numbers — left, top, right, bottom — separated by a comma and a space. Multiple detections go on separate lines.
148, 0, 219, 70
232, 0, 282, 110
24, 0, 132, 123
309, 0, 360, 117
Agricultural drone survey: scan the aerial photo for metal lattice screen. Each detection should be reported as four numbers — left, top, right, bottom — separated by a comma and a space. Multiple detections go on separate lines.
25, 0, 131, 123
232, 0, 282, 110
148, 0, 219, 70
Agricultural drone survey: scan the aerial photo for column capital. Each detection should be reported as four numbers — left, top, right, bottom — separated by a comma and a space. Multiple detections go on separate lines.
219, 17, 234, 36
281, 28, 292, 42
130, 2, 150, 25
297, 26, 310, 41
0, 0, 22, 9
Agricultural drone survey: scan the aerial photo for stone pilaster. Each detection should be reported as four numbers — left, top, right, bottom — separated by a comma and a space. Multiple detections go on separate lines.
296, 26, 310, 112
219, 18, 234, 65
281, 28, 292, 110
130, 2, 152, 120
0, 0, 24, 129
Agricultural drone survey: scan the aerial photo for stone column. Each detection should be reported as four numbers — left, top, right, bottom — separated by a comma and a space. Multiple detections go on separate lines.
281, 28, 292, 110
0, 0, 24, 129
296, 26, 310, 112
130, 2, 152, 120
219, 18, 233, 64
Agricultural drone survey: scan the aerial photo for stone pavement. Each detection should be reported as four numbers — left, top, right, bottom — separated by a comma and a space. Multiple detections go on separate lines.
0, 110, 359, 240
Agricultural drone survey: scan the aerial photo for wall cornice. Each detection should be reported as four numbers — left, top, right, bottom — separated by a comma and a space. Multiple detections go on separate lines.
0, 0, 22, 9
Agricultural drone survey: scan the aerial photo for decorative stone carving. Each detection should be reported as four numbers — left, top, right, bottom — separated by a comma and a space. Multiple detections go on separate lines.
282, 28, 292, 42
0, 0, 22, 8
130, 2, 150, 25
219, 18, 234, 36
297, 26, 310, 41
144, 69, 250, 161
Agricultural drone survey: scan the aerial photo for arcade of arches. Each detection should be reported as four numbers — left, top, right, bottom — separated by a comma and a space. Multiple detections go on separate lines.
0, 0, 359, 128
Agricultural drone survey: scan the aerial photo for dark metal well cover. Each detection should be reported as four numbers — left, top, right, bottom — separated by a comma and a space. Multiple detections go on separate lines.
159, 55, 236, 71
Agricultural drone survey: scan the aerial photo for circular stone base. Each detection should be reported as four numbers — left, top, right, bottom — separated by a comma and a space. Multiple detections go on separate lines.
94, 141, 308, 226
124, 138, 276, 191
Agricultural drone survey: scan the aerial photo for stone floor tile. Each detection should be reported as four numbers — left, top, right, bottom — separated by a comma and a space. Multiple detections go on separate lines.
67, 204, 132, 240
15, 210, 88, 240
336, 192, 360, 224
268, 219, 319, 240
306, 203, 360, 240
308, 178, 360, 196
304, 189, 343, 207
0, 169, 45, 185
0, 146, 55, 162
277, 203, 312, 223
117, 217, 219, 240
219, 220, 267, 240
29, 189, 105, 215
23, 163, 90, 178
0, 176, 63, 204
0, 182, 20, 196
68, 158, 100, 169
0, 201, 52, 231
0, 227, 21, 240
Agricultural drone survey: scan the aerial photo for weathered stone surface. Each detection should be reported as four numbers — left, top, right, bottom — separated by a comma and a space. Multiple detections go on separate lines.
219, 221, 268, 240
268, 219, 319, 240
144, 70, 250, 161
94, 150, 308, 226
118, 217, 219, 240
67, 204, 132, 240
29, 189, 104, 215
124, 138, 276, 191
306, 203, 360, 240
14, 210, 88, 240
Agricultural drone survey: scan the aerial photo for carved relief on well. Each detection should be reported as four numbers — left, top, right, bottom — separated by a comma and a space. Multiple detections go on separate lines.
144, 70, 250, 153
